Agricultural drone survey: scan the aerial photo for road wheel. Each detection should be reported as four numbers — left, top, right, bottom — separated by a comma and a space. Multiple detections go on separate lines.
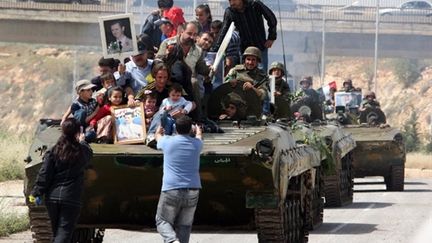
385, 165, 404, 191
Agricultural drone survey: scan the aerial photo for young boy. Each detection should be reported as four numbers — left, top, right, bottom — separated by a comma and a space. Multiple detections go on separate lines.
95, 73, 117, 106
61, 79, 99, 142
143, 92, 158, 129
146, 83, 193, 146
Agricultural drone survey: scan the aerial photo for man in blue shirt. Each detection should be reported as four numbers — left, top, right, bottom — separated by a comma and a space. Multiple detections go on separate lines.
117, 41, 154, 104
155, 116, 203, 243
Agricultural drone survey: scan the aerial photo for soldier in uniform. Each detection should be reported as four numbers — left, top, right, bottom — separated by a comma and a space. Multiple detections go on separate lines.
299, 76, 319, 103
269, 62, 291, 118
225, 47, 269, 115
340, 79, 361, 92
359, 91, 380, 111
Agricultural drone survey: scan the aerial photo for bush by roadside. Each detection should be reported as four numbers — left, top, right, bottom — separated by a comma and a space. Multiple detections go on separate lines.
0, 130, 30, 183
0, 198, 29, 237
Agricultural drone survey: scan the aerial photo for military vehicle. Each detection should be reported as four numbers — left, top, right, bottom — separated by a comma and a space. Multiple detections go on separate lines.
289, 92, 357, 208
24, 83, 324, 243
330, 91, 406, 191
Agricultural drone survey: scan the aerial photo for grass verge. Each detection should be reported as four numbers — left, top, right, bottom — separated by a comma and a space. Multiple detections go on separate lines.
0, 199, 29, 237
0, 131, 30, 183
406, 152, 432, 170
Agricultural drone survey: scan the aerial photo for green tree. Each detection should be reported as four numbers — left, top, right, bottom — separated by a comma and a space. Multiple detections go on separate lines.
402, 110, 420, 152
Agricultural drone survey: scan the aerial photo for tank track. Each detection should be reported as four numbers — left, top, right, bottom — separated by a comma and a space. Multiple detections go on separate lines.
324, 152, 354, 207
255, 172, 310, 243
28, 204, 104, 243
28, 205, 52, 243
385, 165, 405, 191
306, 167, 324, 230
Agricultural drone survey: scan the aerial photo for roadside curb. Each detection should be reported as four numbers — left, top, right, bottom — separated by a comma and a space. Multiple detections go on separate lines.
405, 168, 432, 179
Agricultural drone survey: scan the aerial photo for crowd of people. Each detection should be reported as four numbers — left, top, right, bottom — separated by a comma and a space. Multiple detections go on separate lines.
30, 1, 383, 242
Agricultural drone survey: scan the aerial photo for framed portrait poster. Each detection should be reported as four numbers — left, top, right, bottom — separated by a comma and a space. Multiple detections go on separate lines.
112, 104, 146, 144
334, 92, 362, 108
99, 13, 138, 59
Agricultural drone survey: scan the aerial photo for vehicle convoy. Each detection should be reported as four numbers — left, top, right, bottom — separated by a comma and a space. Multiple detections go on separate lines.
329, 92, 406, 191
290, 94, 357, 208
24, 83, 324, 243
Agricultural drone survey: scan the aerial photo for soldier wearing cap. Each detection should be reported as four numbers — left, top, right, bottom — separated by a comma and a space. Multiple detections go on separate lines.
359, 91, 380, 111
225, 46, 269, 103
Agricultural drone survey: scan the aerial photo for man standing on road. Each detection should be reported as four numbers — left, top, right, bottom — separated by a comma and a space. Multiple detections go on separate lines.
213, 0, 277, 71
155, 116, 203, 243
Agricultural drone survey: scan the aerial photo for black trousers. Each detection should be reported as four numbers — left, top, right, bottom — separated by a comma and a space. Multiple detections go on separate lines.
46, 201, 81, 243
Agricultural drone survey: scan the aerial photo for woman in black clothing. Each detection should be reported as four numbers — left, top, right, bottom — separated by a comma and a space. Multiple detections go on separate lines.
30, 118, 93, 243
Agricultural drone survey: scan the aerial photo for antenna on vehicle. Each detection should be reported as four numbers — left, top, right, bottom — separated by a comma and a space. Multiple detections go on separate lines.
276, 0, 288, 80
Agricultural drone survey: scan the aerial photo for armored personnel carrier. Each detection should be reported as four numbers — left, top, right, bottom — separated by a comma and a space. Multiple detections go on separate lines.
289, 93, 356, 208
24, 83, 324, 243
330, 91, 406, 191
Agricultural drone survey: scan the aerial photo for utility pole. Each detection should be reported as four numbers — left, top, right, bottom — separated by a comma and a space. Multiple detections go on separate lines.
373, 0, 380, 93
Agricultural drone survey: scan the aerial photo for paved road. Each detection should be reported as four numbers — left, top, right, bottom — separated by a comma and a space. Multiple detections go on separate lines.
1, 178, 432, 242
99, 178, 432, 243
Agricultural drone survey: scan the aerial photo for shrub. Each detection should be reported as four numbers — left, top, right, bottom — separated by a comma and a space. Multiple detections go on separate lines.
0, 203, 29, 237
391, 58, 421, 87
402, 110, 421, 152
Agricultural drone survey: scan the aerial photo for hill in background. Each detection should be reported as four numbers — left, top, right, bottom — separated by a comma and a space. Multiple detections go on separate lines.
1, 43, 431, 142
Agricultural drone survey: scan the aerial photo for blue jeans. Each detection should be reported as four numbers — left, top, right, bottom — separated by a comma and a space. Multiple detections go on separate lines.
73, 109, 96, 142
46, 201, 81, 243
148, 110, 176, 136
156, 189, 200, 243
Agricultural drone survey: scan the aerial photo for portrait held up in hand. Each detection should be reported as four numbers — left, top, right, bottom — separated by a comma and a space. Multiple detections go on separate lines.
112, 104, 146, 144
99, 14, 138, 59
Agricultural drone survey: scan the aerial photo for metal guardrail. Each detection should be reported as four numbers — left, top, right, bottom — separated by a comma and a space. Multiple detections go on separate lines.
0, 0, 431, 25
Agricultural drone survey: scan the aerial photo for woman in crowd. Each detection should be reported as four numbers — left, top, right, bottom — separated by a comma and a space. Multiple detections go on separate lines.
29, 118, 93, 243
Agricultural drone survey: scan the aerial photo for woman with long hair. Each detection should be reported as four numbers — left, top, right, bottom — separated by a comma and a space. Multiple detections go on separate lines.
30, 118, 93, 243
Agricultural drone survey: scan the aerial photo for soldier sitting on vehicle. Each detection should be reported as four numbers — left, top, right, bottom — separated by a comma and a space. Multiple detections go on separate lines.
269, 62, 290, 97
225, 46, 269, 116
359, 91, 380, 112
339, 79, 361, 92
298, 76, 319, 103
219, 92, 247, 120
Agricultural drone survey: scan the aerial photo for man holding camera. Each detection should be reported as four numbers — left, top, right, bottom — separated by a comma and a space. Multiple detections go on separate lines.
155, 116, 203, 243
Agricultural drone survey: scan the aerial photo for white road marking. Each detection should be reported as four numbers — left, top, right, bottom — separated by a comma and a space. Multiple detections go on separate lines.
330, 203, 376, 233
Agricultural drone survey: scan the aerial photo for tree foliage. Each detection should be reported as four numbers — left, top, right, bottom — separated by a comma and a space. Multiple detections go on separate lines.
403, 110, 420, 152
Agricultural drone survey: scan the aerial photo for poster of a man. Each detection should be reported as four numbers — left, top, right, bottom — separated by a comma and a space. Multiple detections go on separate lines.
99, 14, 138, 58
113, 104, 146, 144
335, 92, 362, 108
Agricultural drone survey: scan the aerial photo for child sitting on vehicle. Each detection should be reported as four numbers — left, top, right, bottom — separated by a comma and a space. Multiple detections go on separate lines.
61, 79, 99, 142
95, 73, 117, 106
146, 83, 194, 146
88, 86, 125, 143
143, 92, 157, 130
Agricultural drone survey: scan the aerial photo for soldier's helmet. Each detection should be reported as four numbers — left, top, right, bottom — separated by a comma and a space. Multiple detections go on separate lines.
243, 46, 262, 62
365, 91, 376, 99
269, 62, 285, 75
343, 79, 353, 86
300, 76, 313, 85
